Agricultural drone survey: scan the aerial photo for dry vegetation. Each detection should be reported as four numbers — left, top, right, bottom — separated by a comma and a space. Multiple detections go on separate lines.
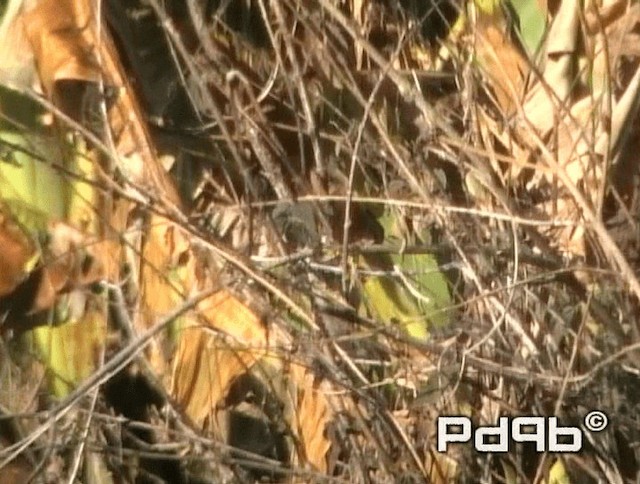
1, 0, 640, 482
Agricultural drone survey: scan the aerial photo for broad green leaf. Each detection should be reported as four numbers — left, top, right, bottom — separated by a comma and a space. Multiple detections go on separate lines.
361, 252, 451, 340
1, 91, 105, 397
0, 131, 67, 226
31, 306, 106, 397
509, 0, 547, 56
360, 207, 451, 341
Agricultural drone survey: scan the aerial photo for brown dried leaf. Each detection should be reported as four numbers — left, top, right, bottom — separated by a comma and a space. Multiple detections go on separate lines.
472, 4, 528, 114
31, 221, 106, 318
0, 217, 106, 333
0, 208, 36, 297
584, 0, 629, 35
45, 221, 105, 292
523, 2, 640, 256
0, 0, 37, 88
23, 0, 101, 95
23, 0, 180, 199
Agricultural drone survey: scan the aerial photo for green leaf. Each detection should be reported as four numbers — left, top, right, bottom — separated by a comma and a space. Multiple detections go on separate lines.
0, 131, 67, 227
359, 207, 452, 341
1, 89, 104, 397
31, 306, 106, 397
509, 0, 547, 56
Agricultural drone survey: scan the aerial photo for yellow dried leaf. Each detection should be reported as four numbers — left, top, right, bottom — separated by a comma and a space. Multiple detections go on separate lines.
171, 291, 268, 430
171, 291, 333, 471
290, 363, 332, 472
425, 450, 459, 484
172, 323, 263, 433
137, 215, 195, 374
548, 458, 571, 484
197, 290, 267, 344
